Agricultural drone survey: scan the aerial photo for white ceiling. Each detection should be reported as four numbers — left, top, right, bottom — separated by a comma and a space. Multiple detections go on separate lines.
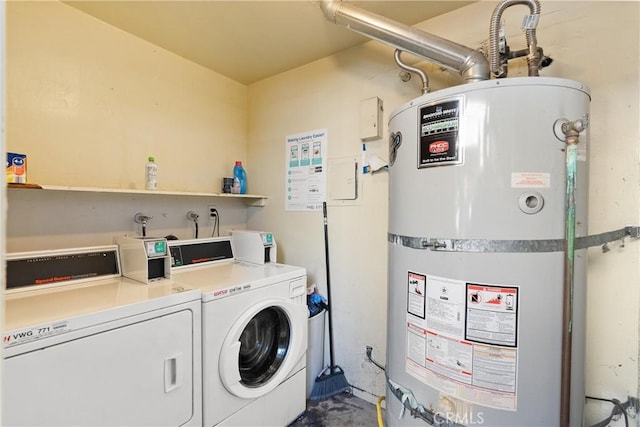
64, 1, 472, 85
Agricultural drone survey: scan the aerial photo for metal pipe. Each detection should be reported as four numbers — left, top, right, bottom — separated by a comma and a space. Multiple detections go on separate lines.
320, 0, 489, 83
134, 212, 152, 237
560, 118, 586, 427
489, 0, 541, 78
394, 50, 429, 94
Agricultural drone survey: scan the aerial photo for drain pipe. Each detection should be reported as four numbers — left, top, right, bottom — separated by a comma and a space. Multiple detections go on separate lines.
489, 0, 542, 78
394, 50, 429, 94
320, 0, 489, 83
558, 117, 588, 427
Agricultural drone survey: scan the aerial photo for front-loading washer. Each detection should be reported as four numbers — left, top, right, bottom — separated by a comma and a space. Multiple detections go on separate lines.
3, 245, 203, 427
169, 237, 308, 427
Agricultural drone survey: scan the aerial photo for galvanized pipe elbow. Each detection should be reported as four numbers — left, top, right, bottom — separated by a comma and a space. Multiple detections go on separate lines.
461, 50, 492, 83
320, 0, 339, 22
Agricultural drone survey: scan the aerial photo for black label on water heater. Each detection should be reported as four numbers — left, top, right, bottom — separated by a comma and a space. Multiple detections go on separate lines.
418, 99, 461, 168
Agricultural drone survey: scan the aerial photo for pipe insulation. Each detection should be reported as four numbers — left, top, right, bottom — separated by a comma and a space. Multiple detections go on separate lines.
320, 0, 490, 83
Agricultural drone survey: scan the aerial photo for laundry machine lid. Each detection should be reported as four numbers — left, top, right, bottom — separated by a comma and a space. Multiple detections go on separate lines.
3, 278, 200, 349
171, 261, 306, 302
218, 298, 307, 399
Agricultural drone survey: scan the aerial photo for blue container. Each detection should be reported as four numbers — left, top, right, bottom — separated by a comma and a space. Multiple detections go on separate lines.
233, 161, 247, 194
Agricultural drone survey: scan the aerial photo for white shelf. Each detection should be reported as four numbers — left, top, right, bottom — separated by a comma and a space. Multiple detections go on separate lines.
8, 184, 268, 207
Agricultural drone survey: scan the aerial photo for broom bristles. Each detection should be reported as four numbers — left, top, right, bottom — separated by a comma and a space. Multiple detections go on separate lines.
309, 365, 350, 401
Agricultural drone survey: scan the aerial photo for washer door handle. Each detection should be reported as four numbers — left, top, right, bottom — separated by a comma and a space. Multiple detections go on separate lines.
164, 353, 183, 393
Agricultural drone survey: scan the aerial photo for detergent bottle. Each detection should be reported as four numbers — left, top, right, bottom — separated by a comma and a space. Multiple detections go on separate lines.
233, 161, 247, 194
145, 156, 158, 190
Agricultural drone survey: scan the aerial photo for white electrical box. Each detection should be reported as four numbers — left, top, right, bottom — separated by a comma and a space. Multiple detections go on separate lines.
359, 97, 383, 141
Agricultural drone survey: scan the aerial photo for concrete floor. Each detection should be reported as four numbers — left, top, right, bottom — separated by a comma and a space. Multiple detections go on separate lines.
289, 392, 381, 427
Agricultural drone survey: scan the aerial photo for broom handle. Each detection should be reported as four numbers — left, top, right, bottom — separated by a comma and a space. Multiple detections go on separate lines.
323, 202, 337, 372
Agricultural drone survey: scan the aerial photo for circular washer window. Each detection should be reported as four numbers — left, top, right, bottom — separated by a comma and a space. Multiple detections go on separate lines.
238, 307, 291, 387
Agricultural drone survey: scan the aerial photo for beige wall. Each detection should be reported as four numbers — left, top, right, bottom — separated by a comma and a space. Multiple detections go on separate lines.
5, 1, 251, 250
7, 1, 248, 193
248, 1, 640, 422
1, 1, 6, 415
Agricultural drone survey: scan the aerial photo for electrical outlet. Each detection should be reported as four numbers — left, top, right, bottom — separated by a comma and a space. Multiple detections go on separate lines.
208, 205, 218, 218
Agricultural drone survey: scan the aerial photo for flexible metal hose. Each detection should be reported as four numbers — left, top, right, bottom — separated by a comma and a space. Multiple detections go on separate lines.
489, 0, 541, 77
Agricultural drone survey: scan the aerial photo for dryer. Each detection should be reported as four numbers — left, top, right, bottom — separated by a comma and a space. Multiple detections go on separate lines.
169, 236, 308, 427
3, 245, 202, 427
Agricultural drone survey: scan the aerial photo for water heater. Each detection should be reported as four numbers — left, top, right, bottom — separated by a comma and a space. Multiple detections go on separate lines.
386, 77, 590, 426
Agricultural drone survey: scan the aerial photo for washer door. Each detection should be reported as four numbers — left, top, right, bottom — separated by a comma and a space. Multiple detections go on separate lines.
218, 298, 307, 399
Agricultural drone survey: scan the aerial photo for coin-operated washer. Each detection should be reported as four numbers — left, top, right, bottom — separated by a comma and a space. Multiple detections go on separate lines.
2, 243, 202, 427
169, 232, 308, 427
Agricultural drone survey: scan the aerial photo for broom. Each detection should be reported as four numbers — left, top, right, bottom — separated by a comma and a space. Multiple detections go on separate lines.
310, 201, 350, 400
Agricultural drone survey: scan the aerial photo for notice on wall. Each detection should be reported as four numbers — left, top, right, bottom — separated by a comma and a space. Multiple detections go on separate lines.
405, 272, 520, 411
285, 129, 327, 211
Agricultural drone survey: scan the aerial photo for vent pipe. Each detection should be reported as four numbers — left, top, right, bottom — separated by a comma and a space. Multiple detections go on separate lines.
320, 0, 490, 83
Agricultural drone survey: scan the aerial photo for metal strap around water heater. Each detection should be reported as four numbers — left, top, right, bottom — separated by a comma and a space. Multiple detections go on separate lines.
388, 226, 640, 253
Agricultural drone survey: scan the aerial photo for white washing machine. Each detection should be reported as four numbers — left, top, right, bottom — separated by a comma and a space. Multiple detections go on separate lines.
3, 245, 203, 427
169, 236, 308, 427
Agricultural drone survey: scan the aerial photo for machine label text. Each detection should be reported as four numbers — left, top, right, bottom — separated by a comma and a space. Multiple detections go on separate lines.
3, 321, 70, 348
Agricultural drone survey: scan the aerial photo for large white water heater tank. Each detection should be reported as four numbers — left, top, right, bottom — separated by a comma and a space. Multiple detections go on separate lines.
386, 77, 590, 426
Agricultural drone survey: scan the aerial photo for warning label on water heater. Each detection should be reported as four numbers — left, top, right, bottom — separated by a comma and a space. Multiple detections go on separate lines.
404, 272, 520, 411
466, 284, 518, 347
418, 98, 462, 168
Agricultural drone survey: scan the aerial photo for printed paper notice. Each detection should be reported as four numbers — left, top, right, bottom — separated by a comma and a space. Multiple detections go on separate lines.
466, 284, 518, 347
407, 272, 426, 319
405, 272, 520, 411
426, 275, 465, 338
286, 129, 327, 211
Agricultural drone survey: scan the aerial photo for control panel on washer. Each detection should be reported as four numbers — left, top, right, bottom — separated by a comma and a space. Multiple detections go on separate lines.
115, 236, 171, 283
231, 230, 277, 264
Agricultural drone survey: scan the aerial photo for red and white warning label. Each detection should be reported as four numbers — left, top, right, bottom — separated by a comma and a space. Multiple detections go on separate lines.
408, 272, 426, 319
511, 172, 550, 188
466, 284, 518, 347
405, 272, 520, 411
